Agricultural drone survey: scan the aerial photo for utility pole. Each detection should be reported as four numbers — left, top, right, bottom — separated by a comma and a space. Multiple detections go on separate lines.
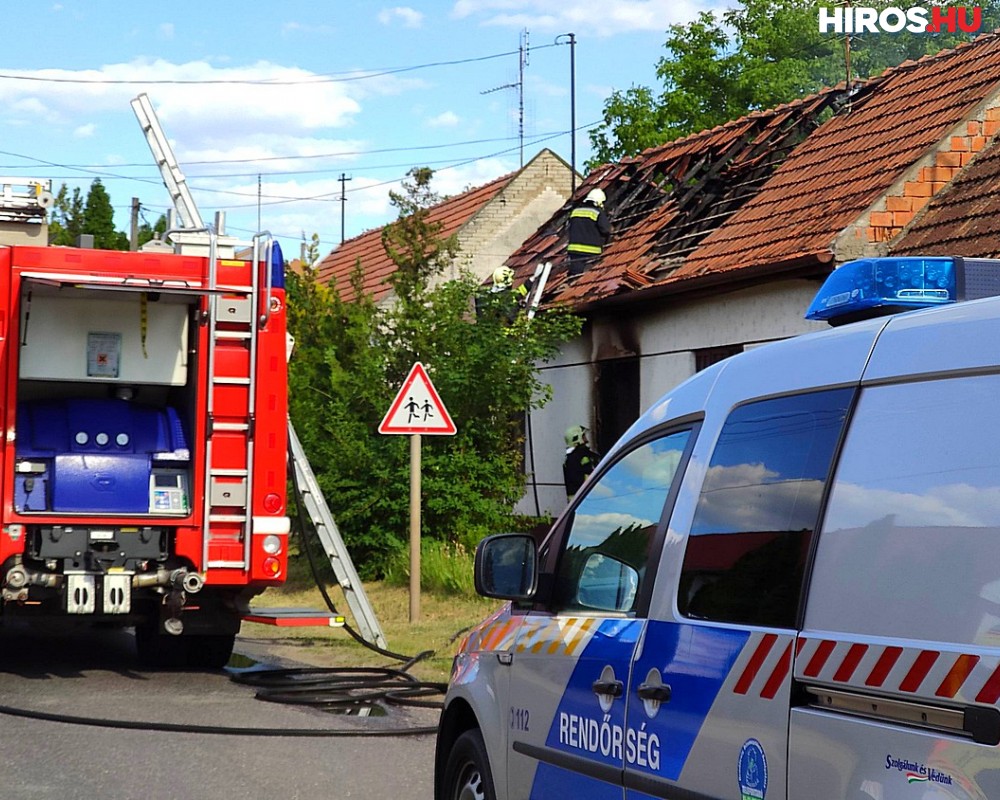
557, 32, 577, 193
129, 197, 140, 251
339, 173, 352, 244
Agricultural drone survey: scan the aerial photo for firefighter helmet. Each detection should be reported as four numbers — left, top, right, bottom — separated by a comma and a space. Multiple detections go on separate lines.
585, 188, 606, 208
492, 266, 514, 288
565, 425, 588, 447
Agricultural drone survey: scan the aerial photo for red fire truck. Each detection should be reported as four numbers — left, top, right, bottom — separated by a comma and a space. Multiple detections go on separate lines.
0, 179, 289, 668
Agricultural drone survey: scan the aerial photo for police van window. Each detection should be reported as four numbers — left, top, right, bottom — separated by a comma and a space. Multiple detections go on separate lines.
552, 430, 692, 614
678, 389, 853, 628
806, 374, 1000, 647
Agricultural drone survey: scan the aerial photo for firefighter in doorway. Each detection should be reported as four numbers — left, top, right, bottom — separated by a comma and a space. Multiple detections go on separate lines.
563, 424, 600, 501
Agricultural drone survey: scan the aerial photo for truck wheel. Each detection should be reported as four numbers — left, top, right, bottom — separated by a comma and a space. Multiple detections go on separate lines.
185, 633, 235, 670
135, 627, 234, 670
134, 623, 187, 669
442, 729, 496, 800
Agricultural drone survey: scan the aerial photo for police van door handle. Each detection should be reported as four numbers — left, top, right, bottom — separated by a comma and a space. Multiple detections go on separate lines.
592, 679, 624, 698
637, 683, 672, 703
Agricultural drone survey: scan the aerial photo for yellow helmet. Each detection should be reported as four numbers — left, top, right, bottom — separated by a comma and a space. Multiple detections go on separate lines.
492, 266, 514, 287
565, 425, 588, 446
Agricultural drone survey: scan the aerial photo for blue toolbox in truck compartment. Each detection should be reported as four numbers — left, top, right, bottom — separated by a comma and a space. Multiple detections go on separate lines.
15, 398, 190, 514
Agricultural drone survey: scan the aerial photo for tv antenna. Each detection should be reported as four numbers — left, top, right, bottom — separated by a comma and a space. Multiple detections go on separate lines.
481, 28, 529, 167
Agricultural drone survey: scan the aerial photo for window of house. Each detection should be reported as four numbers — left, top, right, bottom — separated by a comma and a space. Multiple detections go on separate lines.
695, 344, 744, 373
596, 357, 640, 456
678, 389, 853, 628
551, 429, 693, 614
806, 375, 1000, 647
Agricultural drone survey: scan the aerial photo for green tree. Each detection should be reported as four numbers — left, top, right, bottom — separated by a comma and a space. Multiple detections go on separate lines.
588, 0, 1000, 166
287, 171, 581, 577
82, 179, 128, 250
47, 184, 85, 247
48, 179, 130, 249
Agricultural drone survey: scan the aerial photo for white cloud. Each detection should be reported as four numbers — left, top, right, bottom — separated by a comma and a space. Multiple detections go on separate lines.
378, 6, 425, 27
694, 462, 826, 533
427, 110, 460, 128
158, 22, 174, 40
824, 481, 1000, 531
73, 123, 96, 138
0, 59, 380, 155
450, 0, 717, 36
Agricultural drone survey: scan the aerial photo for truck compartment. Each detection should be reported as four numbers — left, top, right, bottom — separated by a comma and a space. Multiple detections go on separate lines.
13, 282, 201, 519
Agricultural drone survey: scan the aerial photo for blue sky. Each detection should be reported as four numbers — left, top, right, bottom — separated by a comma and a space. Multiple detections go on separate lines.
0, 0, 718, 260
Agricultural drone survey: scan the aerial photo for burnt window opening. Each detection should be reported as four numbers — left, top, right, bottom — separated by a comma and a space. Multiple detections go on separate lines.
595, 357, 640, 457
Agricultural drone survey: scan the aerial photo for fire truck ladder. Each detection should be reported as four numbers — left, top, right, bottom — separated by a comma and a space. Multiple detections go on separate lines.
288, 423, 387, 649
199, 231, 265, 569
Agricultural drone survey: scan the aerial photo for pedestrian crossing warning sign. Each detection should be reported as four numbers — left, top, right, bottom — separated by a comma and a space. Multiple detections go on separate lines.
378, 362, 457, 435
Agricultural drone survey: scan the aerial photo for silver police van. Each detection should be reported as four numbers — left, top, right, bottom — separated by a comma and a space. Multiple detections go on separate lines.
435, 256, 1000, 800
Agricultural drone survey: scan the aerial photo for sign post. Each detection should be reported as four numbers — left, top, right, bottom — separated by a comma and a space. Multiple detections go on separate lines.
378, 362, 456, 622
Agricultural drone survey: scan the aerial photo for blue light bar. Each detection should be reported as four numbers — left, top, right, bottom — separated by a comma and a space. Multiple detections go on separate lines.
805, 257, 956, 323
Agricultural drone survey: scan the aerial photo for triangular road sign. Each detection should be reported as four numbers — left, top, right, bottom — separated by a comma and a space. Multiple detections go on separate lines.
379, 362, 457, 435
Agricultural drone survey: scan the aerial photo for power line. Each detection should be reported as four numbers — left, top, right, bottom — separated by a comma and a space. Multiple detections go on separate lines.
0, 123, 597, 192
0, 131, 569, 171
0, 43, 560, 87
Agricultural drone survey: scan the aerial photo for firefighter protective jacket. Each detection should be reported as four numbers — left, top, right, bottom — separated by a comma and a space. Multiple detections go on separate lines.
567, 201, 611, 256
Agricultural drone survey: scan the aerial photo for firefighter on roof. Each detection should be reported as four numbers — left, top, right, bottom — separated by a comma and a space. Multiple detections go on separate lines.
566, 188, 611, 278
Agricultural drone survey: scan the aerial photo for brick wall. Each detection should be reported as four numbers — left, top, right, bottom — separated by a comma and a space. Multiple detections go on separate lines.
851, 106, 1000, 251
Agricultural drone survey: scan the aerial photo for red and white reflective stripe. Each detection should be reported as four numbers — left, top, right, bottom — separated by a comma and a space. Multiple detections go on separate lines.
732, 632, 794, 700
796, 637, 1000, 703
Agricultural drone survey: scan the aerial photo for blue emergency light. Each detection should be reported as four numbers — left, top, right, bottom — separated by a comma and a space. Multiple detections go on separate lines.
806, 256, 1000, 325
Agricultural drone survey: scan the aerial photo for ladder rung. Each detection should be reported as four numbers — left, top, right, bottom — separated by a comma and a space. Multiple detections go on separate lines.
211, 422, 249, 432
209, 514, 247, 523
212, 377, 251, 385
207, 560, 246, 569
211, 468, 248, 477
216, 330, 252, 340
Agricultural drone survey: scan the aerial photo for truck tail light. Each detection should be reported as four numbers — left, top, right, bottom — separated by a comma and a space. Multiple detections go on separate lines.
262, 557, 281, 577
261, 534, 282, 555
263, 493, 283, 513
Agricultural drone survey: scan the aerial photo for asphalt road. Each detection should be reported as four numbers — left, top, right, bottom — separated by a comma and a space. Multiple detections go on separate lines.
0, 622, 439, 800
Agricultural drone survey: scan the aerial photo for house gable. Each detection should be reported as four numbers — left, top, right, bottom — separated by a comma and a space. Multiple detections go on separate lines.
313, 149, 573, 303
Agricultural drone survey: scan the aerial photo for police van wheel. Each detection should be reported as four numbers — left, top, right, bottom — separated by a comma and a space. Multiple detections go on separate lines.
443, 728, 496, 800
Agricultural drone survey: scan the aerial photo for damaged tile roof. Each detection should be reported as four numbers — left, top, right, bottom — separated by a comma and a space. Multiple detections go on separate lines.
892, 136, 1000, 257
315, 171, 514, 303
678, 31, 1000, 284
507, 88, 848, 305
512, 30, 1000, 311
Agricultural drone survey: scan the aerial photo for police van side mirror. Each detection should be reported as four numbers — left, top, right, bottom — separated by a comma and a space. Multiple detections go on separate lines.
474, 533, 538, 600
